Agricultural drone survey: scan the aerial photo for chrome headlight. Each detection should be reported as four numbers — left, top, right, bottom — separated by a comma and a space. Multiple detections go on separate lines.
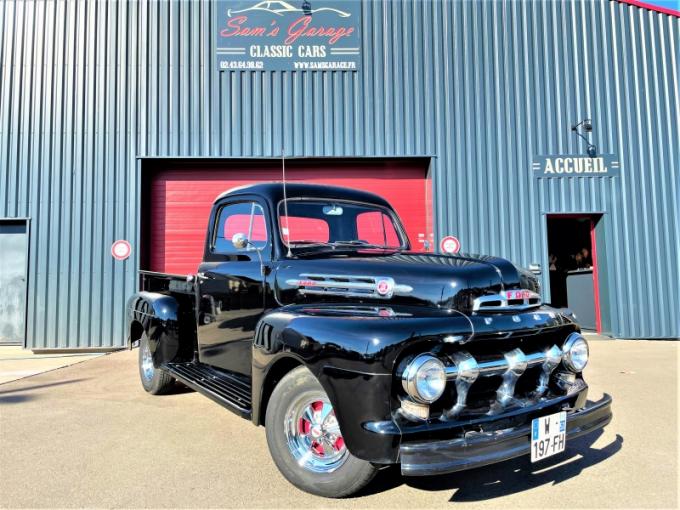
401, 354, 446, 403
562, 333, 589, 372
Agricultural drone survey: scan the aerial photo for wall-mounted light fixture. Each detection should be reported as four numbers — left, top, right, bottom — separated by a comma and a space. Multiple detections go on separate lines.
571, 118, 597, 157
302, 1, 312, 16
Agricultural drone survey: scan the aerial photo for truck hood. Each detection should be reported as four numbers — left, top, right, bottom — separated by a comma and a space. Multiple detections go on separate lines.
274, 252, 525, 312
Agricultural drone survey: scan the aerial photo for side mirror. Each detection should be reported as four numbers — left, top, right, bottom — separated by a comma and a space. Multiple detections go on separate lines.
232, 233, 249, 250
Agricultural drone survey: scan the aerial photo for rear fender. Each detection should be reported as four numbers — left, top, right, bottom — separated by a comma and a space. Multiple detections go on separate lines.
127, 292, 182, 367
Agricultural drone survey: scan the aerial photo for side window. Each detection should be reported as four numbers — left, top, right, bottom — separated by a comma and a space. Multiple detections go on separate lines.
356, 211, 400, 246
214, 202, 268, 253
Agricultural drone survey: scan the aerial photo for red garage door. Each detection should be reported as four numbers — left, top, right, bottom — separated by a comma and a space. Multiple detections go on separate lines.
146, 159, 431, 274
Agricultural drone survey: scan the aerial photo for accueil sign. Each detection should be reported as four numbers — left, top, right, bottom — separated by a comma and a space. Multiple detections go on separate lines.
532, 154, 620, 178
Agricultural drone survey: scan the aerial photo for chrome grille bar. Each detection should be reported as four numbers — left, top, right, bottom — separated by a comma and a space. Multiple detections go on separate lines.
444, 348, 555, 379
472, 289, 542, 312
286, 274, 413, 299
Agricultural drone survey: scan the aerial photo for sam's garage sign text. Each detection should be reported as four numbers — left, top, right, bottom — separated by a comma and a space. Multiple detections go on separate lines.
215, 1, 361, 71
533, 154, 620, 177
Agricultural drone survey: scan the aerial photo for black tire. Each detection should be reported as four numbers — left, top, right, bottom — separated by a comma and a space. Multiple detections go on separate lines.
138, 332, 175, 395
265, 366, 378, 498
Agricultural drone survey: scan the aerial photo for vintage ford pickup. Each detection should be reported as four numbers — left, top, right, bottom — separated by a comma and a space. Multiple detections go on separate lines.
127, 183, 612, 497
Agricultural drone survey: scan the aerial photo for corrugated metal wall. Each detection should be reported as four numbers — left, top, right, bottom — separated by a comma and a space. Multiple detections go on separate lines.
0, 0, 678, 347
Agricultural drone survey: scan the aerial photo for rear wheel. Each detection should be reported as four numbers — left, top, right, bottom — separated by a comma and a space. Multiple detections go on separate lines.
265, 366, 378, 498
138, 332, 175, 394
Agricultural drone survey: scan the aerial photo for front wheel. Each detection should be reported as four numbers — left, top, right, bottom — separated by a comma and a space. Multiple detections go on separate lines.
265, 366, 378, 498
138, 332, 175, 394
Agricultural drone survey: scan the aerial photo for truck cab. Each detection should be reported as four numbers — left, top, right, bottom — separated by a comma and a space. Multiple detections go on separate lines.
128, 183, 612, 498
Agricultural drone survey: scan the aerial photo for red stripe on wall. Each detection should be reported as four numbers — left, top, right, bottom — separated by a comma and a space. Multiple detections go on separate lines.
617, 0, 680, 17
590, 218, 603, 333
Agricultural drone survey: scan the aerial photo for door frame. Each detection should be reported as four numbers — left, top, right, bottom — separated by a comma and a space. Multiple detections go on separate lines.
544, 213, 603, 333
0, 218, 31, 347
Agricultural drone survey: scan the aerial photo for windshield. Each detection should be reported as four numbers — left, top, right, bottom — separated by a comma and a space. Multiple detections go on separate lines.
277, 199, 408, 250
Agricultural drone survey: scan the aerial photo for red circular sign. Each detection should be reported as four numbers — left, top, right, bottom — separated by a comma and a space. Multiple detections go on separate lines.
111, 240, 132, 261
440, 236, 461, 254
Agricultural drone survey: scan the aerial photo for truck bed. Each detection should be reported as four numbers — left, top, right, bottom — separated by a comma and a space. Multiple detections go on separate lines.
139, 270, 195, 295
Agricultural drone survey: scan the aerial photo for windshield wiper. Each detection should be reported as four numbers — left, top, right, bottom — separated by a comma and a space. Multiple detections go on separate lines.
287, 240, 334, 247
330, 240, 399, 249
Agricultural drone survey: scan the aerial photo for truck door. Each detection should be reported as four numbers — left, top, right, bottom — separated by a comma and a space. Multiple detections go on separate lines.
196, 200, 269, 375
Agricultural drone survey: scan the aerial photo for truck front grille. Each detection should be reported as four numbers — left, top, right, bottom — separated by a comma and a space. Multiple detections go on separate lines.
439, 343, 562, 419
400, 328, 576, 421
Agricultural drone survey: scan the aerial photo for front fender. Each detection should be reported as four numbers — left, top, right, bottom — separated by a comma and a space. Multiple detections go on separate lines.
251, 304, 580, 464
127, 292, 181, 367
250, 305, 474, 463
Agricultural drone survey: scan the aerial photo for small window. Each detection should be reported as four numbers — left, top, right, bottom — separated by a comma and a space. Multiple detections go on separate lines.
214, 202, 268, 253
356, 211, 400, 246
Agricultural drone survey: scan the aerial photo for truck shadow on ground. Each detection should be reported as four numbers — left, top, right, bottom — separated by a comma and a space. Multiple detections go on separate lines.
0, 378, 88, 405
362, 429, 623, 501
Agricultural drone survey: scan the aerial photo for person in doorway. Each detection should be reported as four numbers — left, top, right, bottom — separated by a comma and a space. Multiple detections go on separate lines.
580, 247, 592, 268
549, 253, 558, 271
573, 252, 583, 269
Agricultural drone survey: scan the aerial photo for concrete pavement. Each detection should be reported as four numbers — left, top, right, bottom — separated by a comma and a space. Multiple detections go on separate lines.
0, 346, 104, 384
0, 339, 677, 508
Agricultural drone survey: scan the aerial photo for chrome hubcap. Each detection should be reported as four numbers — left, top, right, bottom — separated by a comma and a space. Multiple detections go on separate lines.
141, 341, 154, 382
284, 395, 348, 473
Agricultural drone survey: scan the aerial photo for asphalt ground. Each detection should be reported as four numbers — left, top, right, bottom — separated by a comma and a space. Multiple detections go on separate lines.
0, 339, 677, 509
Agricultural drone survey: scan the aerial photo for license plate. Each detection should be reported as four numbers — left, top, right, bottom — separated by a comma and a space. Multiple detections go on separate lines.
531, 411, 567, 462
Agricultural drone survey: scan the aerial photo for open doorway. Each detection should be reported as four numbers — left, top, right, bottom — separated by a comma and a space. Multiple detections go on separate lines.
546, 214, 602, 332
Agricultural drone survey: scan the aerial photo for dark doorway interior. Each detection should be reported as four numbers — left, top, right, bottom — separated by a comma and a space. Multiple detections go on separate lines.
547, 215, 601, 331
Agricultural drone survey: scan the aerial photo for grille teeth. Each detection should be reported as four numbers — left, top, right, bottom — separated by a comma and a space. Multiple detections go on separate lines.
440, 344, 563, 420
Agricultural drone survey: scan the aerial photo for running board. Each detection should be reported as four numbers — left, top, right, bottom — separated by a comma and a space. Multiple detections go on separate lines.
163, 361, 252, 419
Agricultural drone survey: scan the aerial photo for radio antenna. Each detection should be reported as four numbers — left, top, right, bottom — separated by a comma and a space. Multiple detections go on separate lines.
281, 147, 293, 257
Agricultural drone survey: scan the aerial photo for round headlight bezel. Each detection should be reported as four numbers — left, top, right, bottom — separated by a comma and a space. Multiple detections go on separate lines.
401, 353, 446, 404
562, 333, 589, 372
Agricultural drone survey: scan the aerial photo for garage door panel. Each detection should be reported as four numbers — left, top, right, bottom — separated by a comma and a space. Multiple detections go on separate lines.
147, 161, 430, 274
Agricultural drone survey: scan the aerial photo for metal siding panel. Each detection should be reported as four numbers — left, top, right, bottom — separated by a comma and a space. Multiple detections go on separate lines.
0, 0, 677, 347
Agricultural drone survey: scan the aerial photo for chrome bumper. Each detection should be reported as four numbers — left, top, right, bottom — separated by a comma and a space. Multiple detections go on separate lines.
399, 394, 612, 476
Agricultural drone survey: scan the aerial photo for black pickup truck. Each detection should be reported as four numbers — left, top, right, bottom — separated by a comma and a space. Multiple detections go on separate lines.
127, 183, 612, 497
